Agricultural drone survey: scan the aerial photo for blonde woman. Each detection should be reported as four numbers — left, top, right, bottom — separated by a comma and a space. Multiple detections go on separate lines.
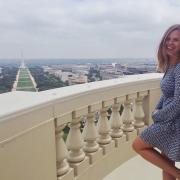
133, 24, 180, 180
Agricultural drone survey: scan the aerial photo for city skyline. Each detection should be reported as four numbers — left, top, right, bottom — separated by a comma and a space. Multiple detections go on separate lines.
0, 0, 179, 59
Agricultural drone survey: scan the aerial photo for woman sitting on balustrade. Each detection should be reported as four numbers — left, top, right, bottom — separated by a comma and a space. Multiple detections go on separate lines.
132, 24, 180, 180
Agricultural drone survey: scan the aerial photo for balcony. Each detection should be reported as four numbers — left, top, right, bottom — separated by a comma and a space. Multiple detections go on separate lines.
0, 73, 163, 180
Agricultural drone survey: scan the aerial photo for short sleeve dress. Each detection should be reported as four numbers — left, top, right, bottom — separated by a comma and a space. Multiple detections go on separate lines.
140, 63, 180, 162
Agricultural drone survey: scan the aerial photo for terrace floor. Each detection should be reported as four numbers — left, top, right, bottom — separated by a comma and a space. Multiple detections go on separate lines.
103, 155, 180, 180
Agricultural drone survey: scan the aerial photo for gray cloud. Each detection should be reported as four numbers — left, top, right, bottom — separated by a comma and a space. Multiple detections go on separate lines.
0, 0, 179, 58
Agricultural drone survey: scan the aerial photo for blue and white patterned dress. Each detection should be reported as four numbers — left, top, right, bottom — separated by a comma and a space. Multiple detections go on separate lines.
140, 63, 180, 161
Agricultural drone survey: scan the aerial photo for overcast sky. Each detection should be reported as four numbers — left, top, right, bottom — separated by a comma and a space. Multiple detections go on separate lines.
0, 0, 179, 59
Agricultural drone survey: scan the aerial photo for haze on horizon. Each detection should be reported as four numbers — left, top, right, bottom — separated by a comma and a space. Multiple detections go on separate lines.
0, 0, 179, 59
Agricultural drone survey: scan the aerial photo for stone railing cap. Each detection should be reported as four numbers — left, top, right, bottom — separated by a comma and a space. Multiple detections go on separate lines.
0, 73, 163, 121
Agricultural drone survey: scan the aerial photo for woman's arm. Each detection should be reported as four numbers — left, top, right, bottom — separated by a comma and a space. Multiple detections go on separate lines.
152, 64, 180, 122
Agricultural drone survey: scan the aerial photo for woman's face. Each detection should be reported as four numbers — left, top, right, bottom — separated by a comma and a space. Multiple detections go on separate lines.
165, 30, 180, 59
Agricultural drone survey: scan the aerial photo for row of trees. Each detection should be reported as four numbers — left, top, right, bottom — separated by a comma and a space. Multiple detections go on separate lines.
87, 67, 102, 82
0, 65, 68, 94
29, 66, 67, 91
0, 66, 18, 93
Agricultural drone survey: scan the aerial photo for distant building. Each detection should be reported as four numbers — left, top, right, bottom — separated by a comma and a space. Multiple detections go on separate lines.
100, 70, 123, 80
72, 65, 90, 75
42, 66, 53, 72
97, 64, 124, 80
115, 64, 127, 70
60, 72, 74, 82
68, 74, 88, 85
54, 70, 63, 78
126, 67, 149, 74
98, 64, 114, 71
42, 64, 89, 85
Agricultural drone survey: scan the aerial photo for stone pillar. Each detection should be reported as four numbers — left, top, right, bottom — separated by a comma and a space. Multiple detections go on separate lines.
66, 111, 85, 163
82, 105, 99, 153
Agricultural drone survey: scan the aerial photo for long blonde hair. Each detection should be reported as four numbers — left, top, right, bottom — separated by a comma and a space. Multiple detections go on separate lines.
157, 24, 180, 73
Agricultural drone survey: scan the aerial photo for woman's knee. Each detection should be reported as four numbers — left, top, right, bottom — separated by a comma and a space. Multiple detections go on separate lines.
132, 137, 141, 153
132, 136, 152, 153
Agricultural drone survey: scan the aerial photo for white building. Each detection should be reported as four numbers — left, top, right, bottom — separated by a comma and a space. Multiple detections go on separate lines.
68, 74, 88, 85
54, 70, 63, 78
61, 72, 75, 82
100, 68, 124, 80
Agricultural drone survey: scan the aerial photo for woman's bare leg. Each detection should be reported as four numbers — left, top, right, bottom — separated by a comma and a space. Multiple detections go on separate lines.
163, 170, 176, 180
132, 137, 180, 179
161, 153, 176, 180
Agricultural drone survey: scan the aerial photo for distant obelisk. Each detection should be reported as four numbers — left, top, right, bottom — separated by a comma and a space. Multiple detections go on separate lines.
20, 52, 26, 68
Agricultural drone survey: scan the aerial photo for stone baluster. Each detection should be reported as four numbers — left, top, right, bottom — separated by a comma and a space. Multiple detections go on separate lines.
55, 122, 70, 177
97, 102, 111, 144
110, 98, 123, 138
82, 105, 99, 153
134, 92, 145, 128
66, 111, 85, 163
121, 96, 135, 132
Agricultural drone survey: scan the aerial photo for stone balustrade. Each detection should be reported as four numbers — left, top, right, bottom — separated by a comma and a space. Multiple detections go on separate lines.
0, 73, 162, 180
